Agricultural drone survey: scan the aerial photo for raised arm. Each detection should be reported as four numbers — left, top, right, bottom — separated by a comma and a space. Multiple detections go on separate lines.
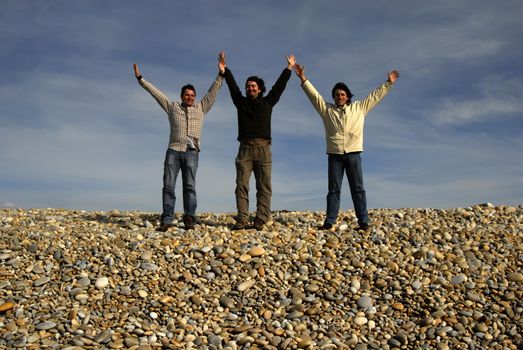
294, 64, 307, 83
199, 53, 225, 114
133, 63, 142, 80
218, 51, 226, 75
221, 52, 244, 106
133, 64, 171, 113
357, 70, 400, 114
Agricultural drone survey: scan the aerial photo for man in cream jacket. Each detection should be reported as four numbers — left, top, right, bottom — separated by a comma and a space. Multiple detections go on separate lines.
294, 63, 399, 231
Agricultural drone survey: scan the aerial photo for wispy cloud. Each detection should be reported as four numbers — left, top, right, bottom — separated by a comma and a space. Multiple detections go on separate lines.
429, 75, 523, 125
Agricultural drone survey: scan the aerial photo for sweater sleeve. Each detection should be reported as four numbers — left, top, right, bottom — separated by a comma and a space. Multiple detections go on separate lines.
358, 81, 393, 115
301, 80, 329, 118
199, 74, 223, 115
223, 68, 243, 107
139, 78, 172, 114
266, 68, 292, 106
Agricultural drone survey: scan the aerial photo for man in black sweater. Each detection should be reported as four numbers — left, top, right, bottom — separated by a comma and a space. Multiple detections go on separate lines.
220, 51, 296, 230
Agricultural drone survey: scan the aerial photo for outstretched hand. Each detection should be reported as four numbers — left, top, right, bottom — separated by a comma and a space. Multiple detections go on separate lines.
218, 51, 226, 73
133, 64, 141, 78
286, 54, 296, 69
293, 64, 307, 82
388, 70, 400, 84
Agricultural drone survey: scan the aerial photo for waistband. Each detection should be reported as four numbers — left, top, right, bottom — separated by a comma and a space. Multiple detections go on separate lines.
239, 138, 271, 147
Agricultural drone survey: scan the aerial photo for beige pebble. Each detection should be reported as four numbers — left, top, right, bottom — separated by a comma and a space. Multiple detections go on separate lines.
507, 272, 523, 282
249, 246, 265, 257
239, 254, 252, 262
354, 316, 368, 326
237, 280, 256, 292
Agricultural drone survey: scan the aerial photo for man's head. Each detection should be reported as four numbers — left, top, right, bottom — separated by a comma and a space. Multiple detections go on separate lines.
331, 82, 353, 107
245, 76, 266, 99
181, 84, 196, 107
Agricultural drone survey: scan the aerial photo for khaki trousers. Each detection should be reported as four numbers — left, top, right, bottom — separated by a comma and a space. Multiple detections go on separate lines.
235, 139, 272, 223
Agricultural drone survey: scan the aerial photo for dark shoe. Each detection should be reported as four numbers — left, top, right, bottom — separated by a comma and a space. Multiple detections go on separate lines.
157, 223, 173, 232
232, 220, 249, 230
320, 222, 333, 230
358, 223, 370, 231
253, 218, 266, 231
183, 215, 195, 230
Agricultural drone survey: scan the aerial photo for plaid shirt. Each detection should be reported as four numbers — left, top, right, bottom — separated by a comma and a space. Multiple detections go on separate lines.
139, 74, 223, 151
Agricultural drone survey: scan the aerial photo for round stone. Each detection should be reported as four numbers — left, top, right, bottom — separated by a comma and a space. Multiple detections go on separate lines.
357, 295, 374, 308
95, 277, 109, 289
451, 274, 468, 284
354, 316, 368, 326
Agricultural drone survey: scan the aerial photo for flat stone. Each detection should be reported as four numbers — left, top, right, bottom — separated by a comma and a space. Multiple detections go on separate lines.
0, 301, 15, 312
36, 321, 57, 330
249, 246, 265, 257
237, 280, 256, 292
507, 272, 523, 282
34, 276, 51, 287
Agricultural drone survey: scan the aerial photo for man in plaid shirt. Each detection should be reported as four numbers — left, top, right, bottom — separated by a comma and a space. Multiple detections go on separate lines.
133, 54, 225, 231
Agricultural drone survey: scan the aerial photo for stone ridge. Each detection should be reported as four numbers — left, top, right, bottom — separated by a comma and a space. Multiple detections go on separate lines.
0, 204, 522, 349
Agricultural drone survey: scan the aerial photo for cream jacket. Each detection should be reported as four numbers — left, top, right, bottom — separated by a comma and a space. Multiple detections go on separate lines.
301, 80, 392, 154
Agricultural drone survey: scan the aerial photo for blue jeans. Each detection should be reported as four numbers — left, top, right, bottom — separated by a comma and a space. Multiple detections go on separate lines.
325, 152, 368, 226
161, 148, 199, 224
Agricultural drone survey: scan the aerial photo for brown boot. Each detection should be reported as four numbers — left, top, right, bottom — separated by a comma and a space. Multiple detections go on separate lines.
183, 215, 195, 230
157, 223, 173, 232
254, 218, 266, 231
232, 219, 250, 230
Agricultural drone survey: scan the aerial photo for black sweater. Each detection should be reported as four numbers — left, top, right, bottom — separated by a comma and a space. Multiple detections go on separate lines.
223, 67, 292, 141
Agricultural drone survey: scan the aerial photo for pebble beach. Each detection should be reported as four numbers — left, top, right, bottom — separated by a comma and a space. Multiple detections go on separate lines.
0, 204, 522, 349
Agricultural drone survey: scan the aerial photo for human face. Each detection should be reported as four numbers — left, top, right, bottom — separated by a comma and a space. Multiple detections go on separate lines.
334, 89, 349, 107
245, 81, 261, 99
181, 89, 196, 107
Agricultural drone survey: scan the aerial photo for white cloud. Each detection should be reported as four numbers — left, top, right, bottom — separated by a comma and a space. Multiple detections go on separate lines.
429, 76, 523, 125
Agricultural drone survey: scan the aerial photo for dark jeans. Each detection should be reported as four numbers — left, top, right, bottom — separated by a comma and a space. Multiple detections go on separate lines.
325, 152, 368, 226
235, 141, 272, 223
161, 148, 199, 224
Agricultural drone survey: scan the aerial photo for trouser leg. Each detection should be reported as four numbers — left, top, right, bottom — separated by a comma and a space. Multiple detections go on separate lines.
235, 147, 253, 223
161, 149, 181, 224
325, 154, 344, 225
253, 144, 272, 222
346, 152, 368, 225
181, 150, 199, 216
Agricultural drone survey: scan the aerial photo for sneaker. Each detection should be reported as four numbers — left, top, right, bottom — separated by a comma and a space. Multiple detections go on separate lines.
183, 215, 195, 230
253, 218, 265, 231
320, 222, 333, 230
157, 223, 173, 232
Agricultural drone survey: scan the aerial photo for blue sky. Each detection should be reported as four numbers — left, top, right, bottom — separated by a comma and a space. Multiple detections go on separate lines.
1, 1, 522, 213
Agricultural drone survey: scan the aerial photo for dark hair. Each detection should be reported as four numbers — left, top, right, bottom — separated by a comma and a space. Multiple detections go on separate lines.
331, 82, 353, 100
245, 76, 266, 95
180, 84, 196, 98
